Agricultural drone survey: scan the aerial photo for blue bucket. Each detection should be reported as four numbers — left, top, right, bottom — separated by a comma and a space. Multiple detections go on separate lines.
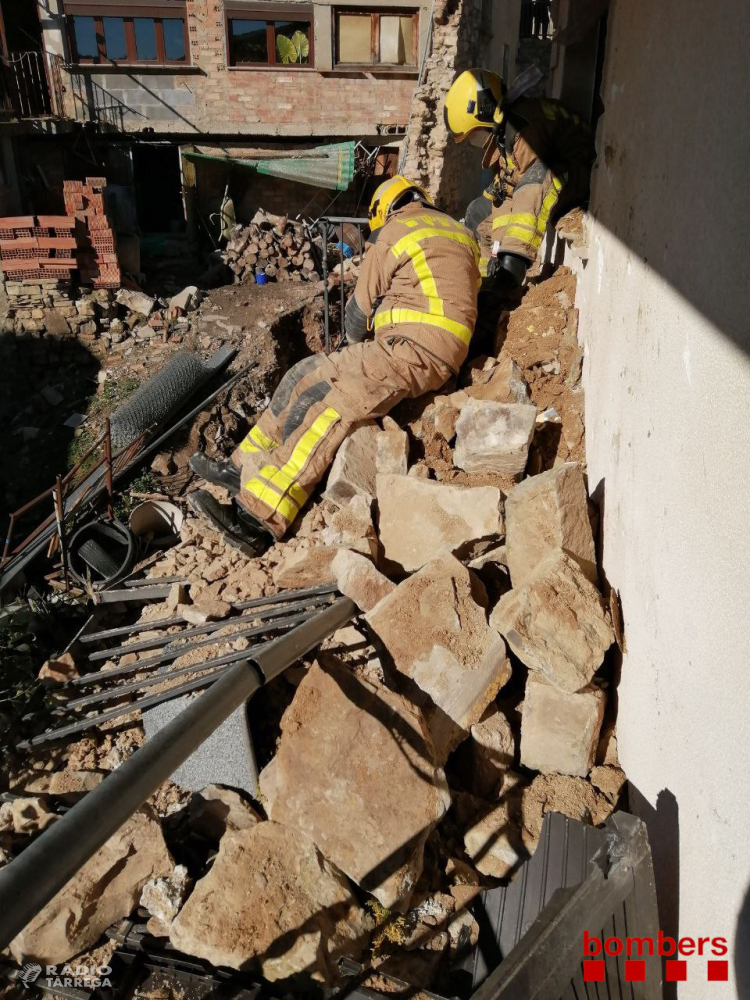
255, 270, 268, 286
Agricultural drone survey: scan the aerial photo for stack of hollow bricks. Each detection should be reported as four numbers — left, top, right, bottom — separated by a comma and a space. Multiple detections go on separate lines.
0, 215, 78, 283
65, 178, 121, 289
0, 178, 120, 290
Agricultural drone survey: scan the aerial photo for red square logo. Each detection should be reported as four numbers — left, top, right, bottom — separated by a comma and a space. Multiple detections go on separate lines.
625, 960, 646, 982
708, 961, 729, 982
583, 961, 605, 982
666, 960, 687, 982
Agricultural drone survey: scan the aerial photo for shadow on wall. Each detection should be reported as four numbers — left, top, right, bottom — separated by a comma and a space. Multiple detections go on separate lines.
586, 0, 750, 360
0, 331, 101, 549
628, 785, 680, 1000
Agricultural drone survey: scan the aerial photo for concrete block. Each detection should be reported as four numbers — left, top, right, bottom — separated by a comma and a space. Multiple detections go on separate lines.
377, 474, 504, 572
453, 400, 537, 478
490, 551, 614, 693
520, 673, 606, 776
505, 462, 597, 587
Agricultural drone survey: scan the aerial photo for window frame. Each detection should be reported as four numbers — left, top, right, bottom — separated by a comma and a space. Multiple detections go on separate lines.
224, 3, 315, 70
333, 7, 419, 71
65, 4, 189, 66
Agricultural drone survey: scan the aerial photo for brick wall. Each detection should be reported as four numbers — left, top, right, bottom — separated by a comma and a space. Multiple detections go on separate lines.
55, 0, 425, 138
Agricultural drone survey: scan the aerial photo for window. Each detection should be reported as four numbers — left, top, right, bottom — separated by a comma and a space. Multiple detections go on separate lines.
335, 9, 418, 68
226, 6, 313, 67
66, 5, 188, 65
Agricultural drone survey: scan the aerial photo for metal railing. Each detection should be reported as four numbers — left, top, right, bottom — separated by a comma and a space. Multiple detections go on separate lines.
315, 216, 369, 353
69, 72, 126, 129
0, 50, 67, 120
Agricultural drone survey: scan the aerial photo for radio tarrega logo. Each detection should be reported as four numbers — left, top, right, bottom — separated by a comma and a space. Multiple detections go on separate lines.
583, 931, 729, 984
19, 964, 114, 991
19, 964, 42, 989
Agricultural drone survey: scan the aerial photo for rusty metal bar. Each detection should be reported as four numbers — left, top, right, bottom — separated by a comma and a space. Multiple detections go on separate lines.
104, 418, 114, 520
53, 475, 70, 593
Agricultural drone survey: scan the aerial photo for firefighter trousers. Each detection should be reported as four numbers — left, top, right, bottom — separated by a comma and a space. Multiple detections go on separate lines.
230, 336, 453, 539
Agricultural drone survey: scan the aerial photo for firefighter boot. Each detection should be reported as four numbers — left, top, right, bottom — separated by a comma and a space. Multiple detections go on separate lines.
188, 489, 275, 557
189, 452, 241, 496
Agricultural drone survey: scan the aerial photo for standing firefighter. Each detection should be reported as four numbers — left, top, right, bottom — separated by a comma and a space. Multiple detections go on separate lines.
188, 176, 480, 556
444, 68, 594, 290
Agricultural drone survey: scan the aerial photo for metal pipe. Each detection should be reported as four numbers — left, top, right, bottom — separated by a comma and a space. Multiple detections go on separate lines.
321, 220, 330, 353
0, 597, 355, 950
104, 419, 114, 521
53, 475, 69, 594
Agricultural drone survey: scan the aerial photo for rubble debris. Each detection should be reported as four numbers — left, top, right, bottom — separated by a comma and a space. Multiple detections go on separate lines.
140, 865, 191, 935
268, 660, 450, 910
462, 355, 530, 404
321, 494, 378, 559
490, 550, 614, 693
272, 544, 339, 588
468, 544, 508, 571
0, 796, 57, 835
377, 418, 410, 476
324, 422, 381, 506
466, 703, 518, 797
377, 475, 503, 572
169, 286, 200, 312
504, 462, 597, 587
520, 674, 606, 777
10, 807, 171, 965
47, 770, 105, 800
453, 400, 537, 478
188, 783, 262, 841
223, 211, 320, 284
366, 553, 511, 757
463, 799, 524, 879
115, 287, 154, 316
38, 651, 78, 685
518, 774, 615, 854
170, 822, 369, 981
590, 765, 627, 803
332, 548, 395, 612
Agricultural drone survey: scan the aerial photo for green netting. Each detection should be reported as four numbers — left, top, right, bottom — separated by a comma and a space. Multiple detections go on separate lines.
185, 142, 356, 192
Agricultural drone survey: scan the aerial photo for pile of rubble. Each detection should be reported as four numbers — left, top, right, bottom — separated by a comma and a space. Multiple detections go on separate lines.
3, 268, 624, 990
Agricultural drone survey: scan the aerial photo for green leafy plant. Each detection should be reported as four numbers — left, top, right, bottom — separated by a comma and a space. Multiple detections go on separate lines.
276, 30, 309, 63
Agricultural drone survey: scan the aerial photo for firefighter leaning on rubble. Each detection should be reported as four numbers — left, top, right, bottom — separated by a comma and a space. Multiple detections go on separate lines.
187, 175, 480, 556
444, 68, 594, 291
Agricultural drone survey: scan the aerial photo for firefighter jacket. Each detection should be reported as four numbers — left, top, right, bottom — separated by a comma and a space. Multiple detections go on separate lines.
483, 96, 594, 262
353, 202, 481, 373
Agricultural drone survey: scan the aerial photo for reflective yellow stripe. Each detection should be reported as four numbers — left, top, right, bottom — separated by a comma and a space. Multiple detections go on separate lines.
505, 226, 543, 249
505, 213, 537, 229
259, 464, 309, 509
244, 478, 300, 523
243, 407, 340, 524
492, 214, 512, 231
507, 153, 515, 170
479, 257, 490, 278
402, 241, 443, 316
534, 177, 564, 235
250, 425, 277, 451
373, 308, 472, 347
541, 99, 557, 120
391, 227, 479, 317
239, 423, 278, 454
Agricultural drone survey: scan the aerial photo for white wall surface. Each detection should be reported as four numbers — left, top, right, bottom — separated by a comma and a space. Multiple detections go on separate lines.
578, 0, 750, 996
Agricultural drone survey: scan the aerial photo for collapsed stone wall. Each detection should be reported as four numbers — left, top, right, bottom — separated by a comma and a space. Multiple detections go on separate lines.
401, 0, 490, 216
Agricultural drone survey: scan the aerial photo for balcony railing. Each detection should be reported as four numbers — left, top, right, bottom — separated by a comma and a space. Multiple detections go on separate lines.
0, 50, 67, 121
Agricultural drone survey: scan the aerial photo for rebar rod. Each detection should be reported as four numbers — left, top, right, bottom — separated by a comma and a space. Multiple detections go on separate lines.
0, 597, 355, 949
87, 592, 335, 663
78, 583, 338, 645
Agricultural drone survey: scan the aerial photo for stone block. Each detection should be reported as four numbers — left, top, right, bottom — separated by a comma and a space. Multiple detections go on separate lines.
321, 494, 377, 558
463, 801, 524, 878
377, 474, 503, 572
464, 355, 530, 404
116, 288, 155, 316
453, 400, 537, 477
10, 808, 171, 964
366, 553, 511, 757
505, 463, 596, 587
490, 551, 613, 693
271, 544, 339, 589
520, 673, 605, 776
377, 426, 409, 475
332, 548, 395, 612
268, 660, 450, 910
170, 822, 368, 981
323, 421, 380, 506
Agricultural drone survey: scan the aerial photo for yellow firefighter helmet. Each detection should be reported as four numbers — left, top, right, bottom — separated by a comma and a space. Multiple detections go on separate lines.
444, 68, 506, 142
368, 175, 433, 234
